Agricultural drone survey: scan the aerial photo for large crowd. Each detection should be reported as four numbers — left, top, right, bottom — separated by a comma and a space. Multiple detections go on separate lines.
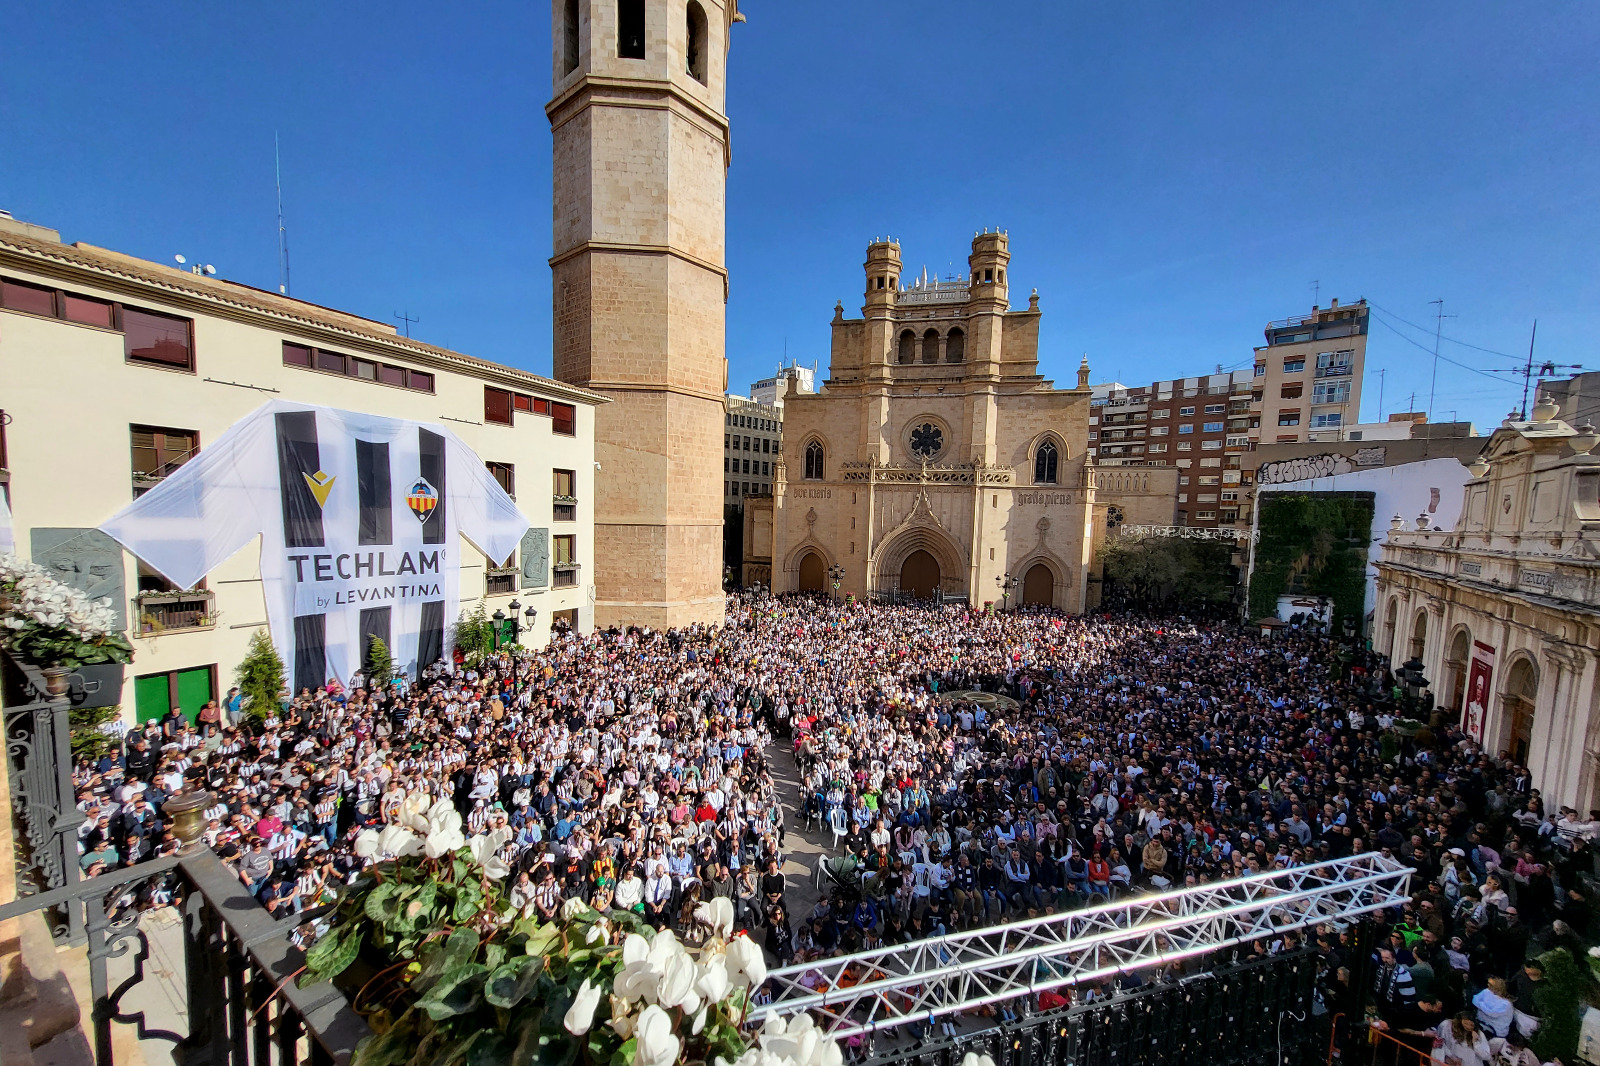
71, 593, 1598, 1064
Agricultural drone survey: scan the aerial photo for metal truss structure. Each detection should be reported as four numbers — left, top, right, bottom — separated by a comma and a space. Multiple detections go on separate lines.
753, 852, 1410, 1038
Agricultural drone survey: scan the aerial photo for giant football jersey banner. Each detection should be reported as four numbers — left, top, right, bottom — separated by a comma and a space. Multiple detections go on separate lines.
101, 401, 529, 693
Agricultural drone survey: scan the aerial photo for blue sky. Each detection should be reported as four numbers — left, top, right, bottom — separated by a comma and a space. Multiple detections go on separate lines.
4, 2, 1597, 431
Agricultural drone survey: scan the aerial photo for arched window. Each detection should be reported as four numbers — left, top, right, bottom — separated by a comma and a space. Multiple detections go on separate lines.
922, 328, 940, 364
1409, 610, 1427, 661
685, 2, 708, 83
618, 0, 645, 58
562, 0, 580, 74
897, 330, 915, 365
945, 327, 964, 363
804, 440, 825, 481
1034, 439, 1059, 484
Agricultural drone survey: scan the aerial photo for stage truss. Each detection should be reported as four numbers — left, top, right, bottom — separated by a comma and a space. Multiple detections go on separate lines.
752, 851, 1410, 1038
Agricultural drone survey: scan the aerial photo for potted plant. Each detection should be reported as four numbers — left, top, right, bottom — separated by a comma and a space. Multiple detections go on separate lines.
301, 793, 844, 1066
0, 553, 133, 697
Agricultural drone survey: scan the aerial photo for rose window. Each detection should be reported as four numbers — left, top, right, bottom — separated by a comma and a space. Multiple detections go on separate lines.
909, 423, 943, 459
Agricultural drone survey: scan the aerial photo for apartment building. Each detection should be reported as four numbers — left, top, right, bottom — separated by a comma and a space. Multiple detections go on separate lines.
1252, 299, 1368, 445
1089, 370, 1254, 528
0, 213, 602, 723
724, 394, 782, 503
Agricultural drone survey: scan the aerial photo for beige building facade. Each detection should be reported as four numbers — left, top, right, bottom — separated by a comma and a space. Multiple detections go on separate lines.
0, 216, 602, 724
546, 0, 737, 629
1374, 399, 1600, 810
753, 233, 1098, 610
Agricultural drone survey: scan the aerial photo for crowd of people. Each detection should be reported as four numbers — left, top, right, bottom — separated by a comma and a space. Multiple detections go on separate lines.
70, 593, 1597, 1061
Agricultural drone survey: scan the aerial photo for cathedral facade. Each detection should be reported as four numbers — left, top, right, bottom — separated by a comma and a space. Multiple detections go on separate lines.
755, 233, 1099, 611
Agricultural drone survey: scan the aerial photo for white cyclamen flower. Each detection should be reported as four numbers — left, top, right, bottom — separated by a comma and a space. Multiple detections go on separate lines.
377, 824, 423, 858
633, 1004, 680, 1066
563, 978, 603, 1036
424, 822, 465, 859
467, 830, 511, 878
725, 933, 767, 990
353, 828, 382, 858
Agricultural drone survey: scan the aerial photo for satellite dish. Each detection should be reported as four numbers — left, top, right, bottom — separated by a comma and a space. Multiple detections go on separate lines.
203, 264, 216, 276
174, 254, 186, 265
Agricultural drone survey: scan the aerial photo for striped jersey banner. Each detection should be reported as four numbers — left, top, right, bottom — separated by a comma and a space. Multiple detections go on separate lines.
101, 400, 528, 692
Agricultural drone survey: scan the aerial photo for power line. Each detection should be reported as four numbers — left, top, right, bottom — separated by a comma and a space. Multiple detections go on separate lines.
1367, 313, 1521, 383
1366, 300, 1521, 361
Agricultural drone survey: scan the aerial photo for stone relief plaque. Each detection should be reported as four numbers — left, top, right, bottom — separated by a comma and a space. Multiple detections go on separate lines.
520, 528, 549, 589
31, 527, 127, 631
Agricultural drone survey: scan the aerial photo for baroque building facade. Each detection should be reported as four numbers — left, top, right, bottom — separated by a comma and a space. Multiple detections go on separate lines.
1375, 398, 1600, 810
752, 233, 1098, 610
546, 0, 737, 628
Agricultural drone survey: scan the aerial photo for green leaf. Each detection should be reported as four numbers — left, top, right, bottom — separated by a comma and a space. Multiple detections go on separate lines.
483, 956, 542, 1009
483, 942, 508, 971
415, 962, 489, 1020
300, 925, 361, 985
608, 1038, 637, 1066
414, 927, 481, 994
364, 883, 403, 924
523, 923, 561, 957
351, 1008, 420, 1066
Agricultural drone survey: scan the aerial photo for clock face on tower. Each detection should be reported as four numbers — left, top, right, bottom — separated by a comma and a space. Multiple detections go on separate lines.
909, 422, 944, 460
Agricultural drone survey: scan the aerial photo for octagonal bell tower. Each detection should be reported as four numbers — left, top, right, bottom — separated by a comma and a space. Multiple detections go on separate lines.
547, 0, 739, 628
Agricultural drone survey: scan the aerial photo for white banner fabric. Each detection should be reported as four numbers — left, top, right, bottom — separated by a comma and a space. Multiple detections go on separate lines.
100, 400, 528, 691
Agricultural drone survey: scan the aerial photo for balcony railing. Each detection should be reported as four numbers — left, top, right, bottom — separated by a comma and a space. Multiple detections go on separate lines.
136, 590, 216, 634
553, 562, 581, 588
2, 654, 369, 1065
0, 852, 367, 1066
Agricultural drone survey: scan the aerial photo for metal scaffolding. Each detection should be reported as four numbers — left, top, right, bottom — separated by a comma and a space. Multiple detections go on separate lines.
752, 851, 1411, 1038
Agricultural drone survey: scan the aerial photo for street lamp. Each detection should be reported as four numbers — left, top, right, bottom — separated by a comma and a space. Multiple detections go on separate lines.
491, 608, 506, 649
1397, 656, 1431, 712
996, 572, 1019, 610
508, 599, 521, 642
827, 564, 846, 600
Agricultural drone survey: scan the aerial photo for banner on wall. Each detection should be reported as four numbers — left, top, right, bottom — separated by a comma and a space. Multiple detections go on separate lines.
101, 401, 528, 693
1464, 640, 1496, 743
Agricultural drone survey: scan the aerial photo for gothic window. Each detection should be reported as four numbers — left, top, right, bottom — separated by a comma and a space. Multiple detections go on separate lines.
945, 327, 964, 363
909, 423, 943, 460
618, 0, 645, 58
804, 440, 825, 481
897, 330, 915, 365
685, 2, 708, 83
1034, 439, 1059, 484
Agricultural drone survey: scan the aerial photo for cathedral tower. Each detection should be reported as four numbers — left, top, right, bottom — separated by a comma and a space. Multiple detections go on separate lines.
547, 0, 737, 628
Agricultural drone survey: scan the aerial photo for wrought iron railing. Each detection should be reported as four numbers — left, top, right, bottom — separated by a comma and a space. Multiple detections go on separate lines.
0, 851, 368, 1066
2, 655, 84, 932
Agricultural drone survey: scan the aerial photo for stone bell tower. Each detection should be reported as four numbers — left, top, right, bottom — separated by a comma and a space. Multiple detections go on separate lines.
547, 0, 739, 628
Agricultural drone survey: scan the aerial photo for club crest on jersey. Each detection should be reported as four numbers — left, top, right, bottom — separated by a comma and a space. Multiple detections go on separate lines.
302, 470, 336, 509
407, 478, 439, 523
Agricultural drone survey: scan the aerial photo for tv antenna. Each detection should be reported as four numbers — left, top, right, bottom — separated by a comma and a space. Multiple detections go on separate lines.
1426, 299, 1455, 422
276, 132, 292, 296
1311, 280, 1320, 306
394, 310, 419, 338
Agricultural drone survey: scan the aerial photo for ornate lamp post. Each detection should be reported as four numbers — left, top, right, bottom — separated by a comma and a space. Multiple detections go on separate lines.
491, 608, 506, 649
524, 605, 538, 638
827, 564, 846, 601
996, 572, 1019, 611
508, 599, 521, 642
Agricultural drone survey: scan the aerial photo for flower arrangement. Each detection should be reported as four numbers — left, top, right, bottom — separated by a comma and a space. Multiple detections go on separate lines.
0, 553, 132, 670
304, 794, 842, 1066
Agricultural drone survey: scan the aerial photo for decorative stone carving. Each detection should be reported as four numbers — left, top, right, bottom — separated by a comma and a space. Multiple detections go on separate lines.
31, 528, 127, 631
520, 528, 549, 589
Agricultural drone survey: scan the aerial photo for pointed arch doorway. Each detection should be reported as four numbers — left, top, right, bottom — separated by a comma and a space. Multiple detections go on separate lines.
1022, 563, 1054, 606
899, 550, 940, 599
798, 551, 826, 592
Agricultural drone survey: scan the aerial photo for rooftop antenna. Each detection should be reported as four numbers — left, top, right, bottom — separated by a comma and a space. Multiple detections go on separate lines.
275, 132, 291, 296
1518, 320, 1539, 419
1426, 298, 1455, 422
1311, 280, 1320, 307
394, 310, 419, 338
1377, 368, 1386, 421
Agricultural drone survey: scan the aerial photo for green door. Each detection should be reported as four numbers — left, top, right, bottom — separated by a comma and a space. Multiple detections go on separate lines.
134, 674, 169, 723
175, 667, 213, 723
